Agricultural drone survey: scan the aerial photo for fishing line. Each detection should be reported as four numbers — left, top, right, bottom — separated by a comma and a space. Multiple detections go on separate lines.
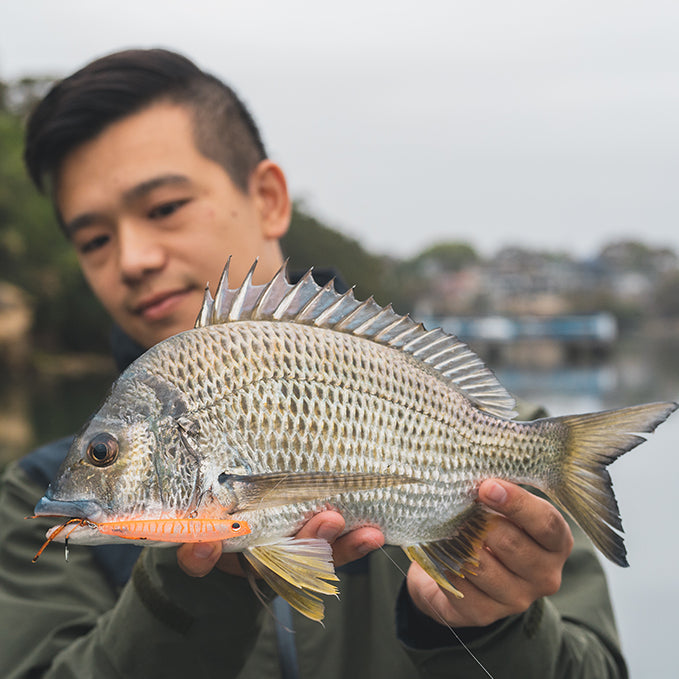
372, 541, 494, 679
337, 501, 495, 679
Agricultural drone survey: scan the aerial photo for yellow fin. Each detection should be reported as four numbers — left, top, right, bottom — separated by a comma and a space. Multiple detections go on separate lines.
403, 503, 493, 598
243, 538, 339, 622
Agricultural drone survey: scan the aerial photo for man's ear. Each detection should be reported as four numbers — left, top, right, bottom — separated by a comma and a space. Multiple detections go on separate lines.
249, 160, 291, 240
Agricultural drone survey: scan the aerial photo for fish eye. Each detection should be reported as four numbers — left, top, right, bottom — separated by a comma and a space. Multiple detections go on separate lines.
85, 433, 119, 467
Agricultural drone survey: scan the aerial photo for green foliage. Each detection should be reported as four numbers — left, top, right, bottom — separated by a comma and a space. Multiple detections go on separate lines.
281, 203, 395, 307
2, 76, 56, 117
408, 241, 479, 274
0, 108, 111, 352
598, 240, 676, 273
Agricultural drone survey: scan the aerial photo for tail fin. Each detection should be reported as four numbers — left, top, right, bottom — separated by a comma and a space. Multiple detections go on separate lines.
547, 401, 677, 567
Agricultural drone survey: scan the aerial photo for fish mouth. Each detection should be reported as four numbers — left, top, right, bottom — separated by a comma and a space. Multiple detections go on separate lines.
34, 496, 106, 522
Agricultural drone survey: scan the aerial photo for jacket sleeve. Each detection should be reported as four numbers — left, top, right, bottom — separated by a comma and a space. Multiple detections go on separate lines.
397, 519, 628, 678
0, 462, 265, 679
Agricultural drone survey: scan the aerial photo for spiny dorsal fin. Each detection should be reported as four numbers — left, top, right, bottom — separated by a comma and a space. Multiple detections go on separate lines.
195, 259, 516, 419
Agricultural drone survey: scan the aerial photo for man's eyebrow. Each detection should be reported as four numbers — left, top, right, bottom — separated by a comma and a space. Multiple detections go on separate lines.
121, 174, 191, 204
63, 174, 192, 236
64, 213, 100, 237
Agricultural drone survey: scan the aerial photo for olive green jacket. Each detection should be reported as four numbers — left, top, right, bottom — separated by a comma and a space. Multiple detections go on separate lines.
0, 452, 627, 678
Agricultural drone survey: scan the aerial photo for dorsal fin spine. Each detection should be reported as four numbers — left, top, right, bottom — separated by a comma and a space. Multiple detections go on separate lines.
333, 296, 375, 332
387, 323, 422, 347
251, 263, 290, 320
372, 313, 407, 341
313, 287, 356, 327
352, 305, 394, 336
410, 334, 451, 358
195, 286, 214, 328
295, 279, 336, 323
432, 353, 469, 371
212, 257, 233, 321
272, 269, 314, 320
402, 328, 442, 353
422, 346, 459, 365
228, 260, 259, 321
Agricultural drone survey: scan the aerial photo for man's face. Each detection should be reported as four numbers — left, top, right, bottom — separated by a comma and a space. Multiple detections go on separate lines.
56, 103, 286, 349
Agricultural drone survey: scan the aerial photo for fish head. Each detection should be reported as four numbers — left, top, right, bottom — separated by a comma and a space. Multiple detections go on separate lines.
35, 410, 163, 523
34, 375, 170, 524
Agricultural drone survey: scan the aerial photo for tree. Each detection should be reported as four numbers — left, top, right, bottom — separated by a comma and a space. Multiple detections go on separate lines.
0, 108, 110, 352
281, 203, 393, 306
409, 241, 480, 274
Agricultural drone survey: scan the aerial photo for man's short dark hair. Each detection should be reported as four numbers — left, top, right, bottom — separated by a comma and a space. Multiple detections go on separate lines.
24, 48, 267, 195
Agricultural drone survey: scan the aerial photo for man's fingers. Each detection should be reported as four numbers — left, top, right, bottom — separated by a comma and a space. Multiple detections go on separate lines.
478, 479, 573, 555
331, 526, 384, 567
177, 541, 223, 577
299, 510, 384, 566
296, 511, 345, 542
407, 560, 517, 628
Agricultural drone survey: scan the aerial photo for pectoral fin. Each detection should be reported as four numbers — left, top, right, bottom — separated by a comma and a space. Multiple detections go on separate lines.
403, 503, 494, 597
243, 537, 339, 622
221, 471, 416, 511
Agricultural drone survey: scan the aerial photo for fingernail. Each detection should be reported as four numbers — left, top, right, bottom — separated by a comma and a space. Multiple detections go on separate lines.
316, 522, 342, 542
357, 543, 376, 556
486, 482, 507, 505
358, 538, 380, 556
193, 543, 215, 559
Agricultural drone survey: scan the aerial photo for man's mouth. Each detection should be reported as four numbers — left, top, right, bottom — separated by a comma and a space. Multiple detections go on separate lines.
133, 288, 193, 321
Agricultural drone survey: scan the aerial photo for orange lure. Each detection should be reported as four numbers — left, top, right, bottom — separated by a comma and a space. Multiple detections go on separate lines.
96, 518, 250, 542
32, 517, 250, 562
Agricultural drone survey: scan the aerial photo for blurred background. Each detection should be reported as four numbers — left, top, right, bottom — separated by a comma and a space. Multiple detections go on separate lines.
2, 2, 678, 675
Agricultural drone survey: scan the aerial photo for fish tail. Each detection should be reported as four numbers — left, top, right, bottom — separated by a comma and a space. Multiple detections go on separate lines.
547, 401, 677, 566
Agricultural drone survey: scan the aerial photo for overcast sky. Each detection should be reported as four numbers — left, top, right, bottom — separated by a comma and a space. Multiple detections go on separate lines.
2, 1, 678, 259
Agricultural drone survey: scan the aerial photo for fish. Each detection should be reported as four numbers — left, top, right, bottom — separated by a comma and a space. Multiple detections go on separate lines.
34, 258, 678, 621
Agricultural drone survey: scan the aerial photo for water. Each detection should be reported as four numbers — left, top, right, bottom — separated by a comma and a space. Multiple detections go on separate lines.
2, 338, 677, 676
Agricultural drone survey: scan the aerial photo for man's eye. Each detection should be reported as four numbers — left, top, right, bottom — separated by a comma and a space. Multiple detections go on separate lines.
79, 235, 110, 254
148, 199, 189, 219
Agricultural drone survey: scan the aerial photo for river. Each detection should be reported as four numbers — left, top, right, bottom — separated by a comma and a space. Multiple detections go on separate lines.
1, 336, 677, 677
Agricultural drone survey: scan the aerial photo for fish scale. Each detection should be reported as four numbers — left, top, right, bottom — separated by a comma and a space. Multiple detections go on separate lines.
33, 258, 678, 622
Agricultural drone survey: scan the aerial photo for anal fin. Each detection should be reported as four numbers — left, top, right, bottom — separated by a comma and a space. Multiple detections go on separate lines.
243, 537, 339, 622
403, 503, 493, 598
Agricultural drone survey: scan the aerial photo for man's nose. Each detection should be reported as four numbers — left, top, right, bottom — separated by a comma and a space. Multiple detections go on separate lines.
117, 221, 166, 283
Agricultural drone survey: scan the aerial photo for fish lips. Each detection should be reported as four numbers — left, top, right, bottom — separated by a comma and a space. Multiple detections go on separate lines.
34, 495, 105, 522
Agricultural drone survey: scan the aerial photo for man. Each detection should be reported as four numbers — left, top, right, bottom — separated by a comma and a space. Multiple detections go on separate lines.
0, 49, 626, 677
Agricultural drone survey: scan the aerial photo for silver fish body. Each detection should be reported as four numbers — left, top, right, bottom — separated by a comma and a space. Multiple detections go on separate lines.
35, 260, 678, 620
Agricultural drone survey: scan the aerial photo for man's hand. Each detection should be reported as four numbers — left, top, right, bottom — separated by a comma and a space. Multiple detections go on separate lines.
406, 479, 574, 628
176, 511, 385, 578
